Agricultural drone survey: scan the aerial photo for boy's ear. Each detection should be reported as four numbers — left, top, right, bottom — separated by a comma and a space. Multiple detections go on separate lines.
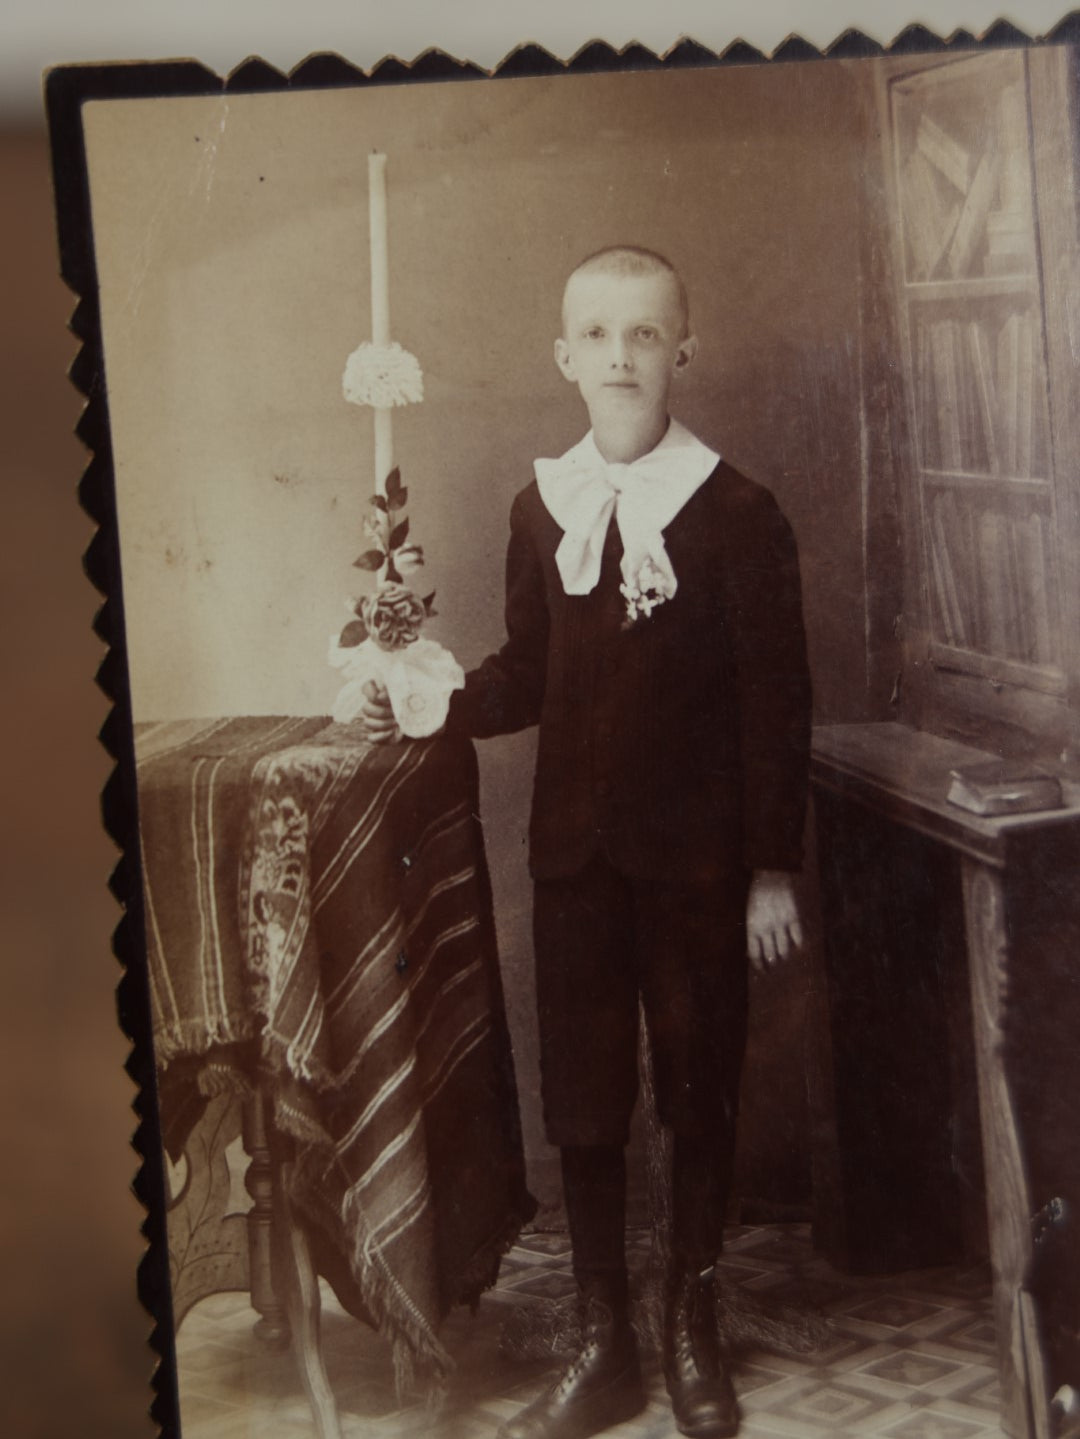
672, 334, 699, 376
554, 337, 577, 382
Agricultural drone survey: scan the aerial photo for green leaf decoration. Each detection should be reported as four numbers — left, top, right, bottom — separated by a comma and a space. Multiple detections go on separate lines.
385, 467, 403, 501
370, 492, 388, 513
422, 591, 437, 616
388, 486, 408, 512
353, 550, 385, 571
389, 517, 410, 550
395, 543, 424, 571
339, 619, 367, 648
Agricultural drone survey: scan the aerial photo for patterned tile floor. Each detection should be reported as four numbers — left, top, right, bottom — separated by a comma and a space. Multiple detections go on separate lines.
175, 1224, 1006, 1438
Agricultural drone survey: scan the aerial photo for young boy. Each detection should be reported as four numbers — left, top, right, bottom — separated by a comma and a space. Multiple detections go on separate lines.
361, 247, 811, 1439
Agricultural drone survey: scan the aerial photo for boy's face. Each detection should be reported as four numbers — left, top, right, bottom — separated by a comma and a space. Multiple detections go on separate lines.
554, 269, 697, 428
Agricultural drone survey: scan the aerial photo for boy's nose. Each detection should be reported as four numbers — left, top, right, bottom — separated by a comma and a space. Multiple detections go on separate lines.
609, 337, 634, 369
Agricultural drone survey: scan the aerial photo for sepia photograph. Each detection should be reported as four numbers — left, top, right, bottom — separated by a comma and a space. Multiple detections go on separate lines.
46, 34, 1080, 1439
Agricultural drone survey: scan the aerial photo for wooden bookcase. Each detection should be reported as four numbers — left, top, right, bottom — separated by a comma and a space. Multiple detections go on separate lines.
879, 47, 1080, 761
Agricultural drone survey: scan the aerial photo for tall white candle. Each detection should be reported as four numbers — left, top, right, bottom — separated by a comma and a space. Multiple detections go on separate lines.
369, 152, 390, 346
369, 152, 393, 494
373, 411, 393, 499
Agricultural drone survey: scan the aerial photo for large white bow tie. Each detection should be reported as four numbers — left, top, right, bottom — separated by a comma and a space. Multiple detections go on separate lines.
534, 421, 720, 597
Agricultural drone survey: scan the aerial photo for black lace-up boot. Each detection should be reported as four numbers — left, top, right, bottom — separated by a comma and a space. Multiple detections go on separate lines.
497, 1282, 645, 1439
663, 1264, 739, 1437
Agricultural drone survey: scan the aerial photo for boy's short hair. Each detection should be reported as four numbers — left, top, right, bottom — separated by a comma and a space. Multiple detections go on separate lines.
563, 246, 691, 338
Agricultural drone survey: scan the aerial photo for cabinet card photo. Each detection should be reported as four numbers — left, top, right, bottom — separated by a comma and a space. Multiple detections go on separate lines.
47, 31, 1080, 1439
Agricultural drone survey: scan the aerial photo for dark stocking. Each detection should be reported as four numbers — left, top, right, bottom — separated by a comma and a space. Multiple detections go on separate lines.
671, 1132, 727, 1271
561, 1144, 628, 1306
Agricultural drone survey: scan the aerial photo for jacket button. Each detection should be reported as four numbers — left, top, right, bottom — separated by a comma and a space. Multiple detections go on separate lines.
596, 779, 612, 798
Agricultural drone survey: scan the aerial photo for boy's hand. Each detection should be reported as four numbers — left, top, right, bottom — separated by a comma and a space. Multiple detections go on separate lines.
356, 680, 402, 744
746, 869, 803, 973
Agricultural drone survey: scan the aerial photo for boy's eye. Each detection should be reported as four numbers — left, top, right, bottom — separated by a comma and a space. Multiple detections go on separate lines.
635, 327, 658, 341
584, 327, 605, 340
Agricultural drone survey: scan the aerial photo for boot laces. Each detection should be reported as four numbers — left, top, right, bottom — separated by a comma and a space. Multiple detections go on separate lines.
552, 1337, 599, 1397
672, 1271, 716, 1366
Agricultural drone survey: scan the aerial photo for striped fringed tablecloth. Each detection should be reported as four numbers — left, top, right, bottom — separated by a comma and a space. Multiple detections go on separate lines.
135, 716, 534, 1383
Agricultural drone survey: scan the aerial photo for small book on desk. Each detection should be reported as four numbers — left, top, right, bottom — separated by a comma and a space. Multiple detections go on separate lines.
946, 758, 1064, 816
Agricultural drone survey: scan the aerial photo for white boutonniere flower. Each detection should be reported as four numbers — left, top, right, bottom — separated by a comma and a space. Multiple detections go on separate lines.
619, 555, 676, 627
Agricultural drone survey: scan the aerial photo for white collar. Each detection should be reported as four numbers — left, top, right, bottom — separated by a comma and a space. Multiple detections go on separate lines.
534, 419, 720, 597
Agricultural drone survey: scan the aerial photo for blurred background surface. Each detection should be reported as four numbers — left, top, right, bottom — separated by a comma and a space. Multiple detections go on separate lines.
0, 3, 1062, 1435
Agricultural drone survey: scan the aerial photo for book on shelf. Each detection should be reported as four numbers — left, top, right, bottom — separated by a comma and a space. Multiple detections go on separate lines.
947, 144, 1001, 278
1014, 509, 1054, 666
1016, 313, 1034, 477
977, 508, 1010, 657
996, 82, 1033, 219
984, 80, 1035, 275
983, 209, 1034, 275
1001, 509, 1025, 660
956, 325, 979, 468
995, 311, 1037, 477
967, 320, 1001, 473
997, 312, 1019, 474
946, 757, 1064, 816
902, 149, 960, 281
916, 320, 935, 468
916, 112, 973, 194
930, 321, 964, 470
934, 488, 976, 634
984, 246, 1035, 278
929, 498, 966, 645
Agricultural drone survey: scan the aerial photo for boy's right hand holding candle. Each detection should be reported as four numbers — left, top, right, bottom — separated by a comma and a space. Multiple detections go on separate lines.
357, 679, 402, 744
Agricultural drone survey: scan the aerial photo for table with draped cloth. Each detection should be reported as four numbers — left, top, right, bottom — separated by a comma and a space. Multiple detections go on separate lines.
135, 715, 535, 1392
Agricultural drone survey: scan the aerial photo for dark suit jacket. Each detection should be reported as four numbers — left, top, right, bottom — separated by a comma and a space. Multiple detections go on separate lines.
446, 459, 812, 885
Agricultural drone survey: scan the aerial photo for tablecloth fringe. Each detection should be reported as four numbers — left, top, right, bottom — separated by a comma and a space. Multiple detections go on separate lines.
452, 1193, 540, 1313
340, 1184, 455, 1399
270, 1080, 334, 1149
259, 1022, 340, 1094
152, 1014, 253, 1069
276, 1114, 455, 1401
196, 1060, 255, 1101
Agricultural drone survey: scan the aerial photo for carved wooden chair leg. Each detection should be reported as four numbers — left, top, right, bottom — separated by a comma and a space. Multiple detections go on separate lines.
271, 1153, 344, 1439
242, 1090, 290, 1347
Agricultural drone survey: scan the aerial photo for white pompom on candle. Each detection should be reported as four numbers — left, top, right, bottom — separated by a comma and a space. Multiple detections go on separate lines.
342, 341, 424, 409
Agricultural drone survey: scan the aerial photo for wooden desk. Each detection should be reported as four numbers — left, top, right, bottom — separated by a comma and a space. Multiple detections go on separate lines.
136, 717, 534, 1434
813, 721, 1080, 1439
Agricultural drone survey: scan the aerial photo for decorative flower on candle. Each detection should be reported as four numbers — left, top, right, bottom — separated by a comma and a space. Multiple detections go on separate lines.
357, 584, 428, 651
343, 341, 424, 409
335, 579, 435, 654
619, 555, 675, 627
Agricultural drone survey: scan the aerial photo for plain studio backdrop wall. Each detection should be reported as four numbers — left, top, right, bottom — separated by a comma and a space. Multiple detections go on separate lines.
85, 57, 894, 1211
